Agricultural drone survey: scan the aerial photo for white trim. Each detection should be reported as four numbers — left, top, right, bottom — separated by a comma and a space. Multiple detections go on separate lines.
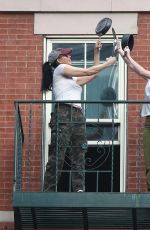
118, 55, 127, 192
0, 0, 150, 12
42, 40, 53, 169
0, 211, 14, 222
86, 119, 120, 123
34, 13, 138, 35
88, 141, 120, 145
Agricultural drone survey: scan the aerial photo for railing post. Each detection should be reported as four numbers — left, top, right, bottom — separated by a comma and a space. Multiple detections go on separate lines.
27, 103, 32, 191
111, 104, 115, 192
14, 102, 23, 191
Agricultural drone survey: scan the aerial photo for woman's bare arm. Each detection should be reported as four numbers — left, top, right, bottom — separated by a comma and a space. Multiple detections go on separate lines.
63, 39, 116, 85
75, 40, 102, 85
118, 46, 150, 80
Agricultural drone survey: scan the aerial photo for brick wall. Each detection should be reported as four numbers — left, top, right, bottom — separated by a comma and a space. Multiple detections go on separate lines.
0, 11, 150, 230
0, 223, 14, 230
127, 13, 150, 192
0, 13, 43, 215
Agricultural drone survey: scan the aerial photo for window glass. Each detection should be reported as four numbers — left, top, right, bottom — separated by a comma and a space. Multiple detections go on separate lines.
86, 65, 118, 119
57, 145, 120, 192
86, 43, 118, 119
53, 43, 84, 67
86, 123, 118, 141
87, 43, 113, 61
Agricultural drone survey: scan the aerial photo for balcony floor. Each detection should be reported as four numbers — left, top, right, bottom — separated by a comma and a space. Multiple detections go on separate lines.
13, 192, 150, 230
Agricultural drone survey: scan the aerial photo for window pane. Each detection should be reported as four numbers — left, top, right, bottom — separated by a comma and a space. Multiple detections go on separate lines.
86, 123, 118, 141
85, 42, 119, 119
86, 65, 119, 119
87, 43, 113, 61
57, 145, 120, 192
101, 43, 114, 61
87, 43, 95, 62
85, 146, 120, 192
53, 43, 84, 66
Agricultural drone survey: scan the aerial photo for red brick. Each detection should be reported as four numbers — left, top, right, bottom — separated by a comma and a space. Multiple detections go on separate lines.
0, 12, 42, 212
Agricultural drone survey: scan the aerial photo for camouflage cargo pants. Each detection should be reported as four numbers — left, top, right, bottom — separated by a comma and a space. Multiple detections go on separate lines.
43, 103, 87, 192
143, 116, 150, 190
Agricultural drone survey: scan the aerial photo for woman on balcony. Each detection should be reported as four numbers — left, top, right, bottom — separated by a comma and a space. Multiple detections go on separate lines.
41, 40, 116, 192
118, 45, 150, 192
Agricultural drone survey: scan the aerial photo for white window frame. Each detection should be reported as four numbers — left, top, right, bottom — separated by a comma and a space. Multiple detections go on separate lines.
42, 36, 127, 192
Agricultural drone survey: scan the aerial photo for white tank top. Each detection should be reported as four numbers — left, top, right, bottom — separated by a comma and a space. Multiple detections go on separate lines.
53, 64, 82, 108
141, 80, 150, 117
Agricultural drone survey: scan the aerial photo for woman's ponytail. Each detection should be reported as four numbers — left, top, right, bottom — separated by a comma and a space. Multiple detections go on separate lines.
41, 62, 53, 91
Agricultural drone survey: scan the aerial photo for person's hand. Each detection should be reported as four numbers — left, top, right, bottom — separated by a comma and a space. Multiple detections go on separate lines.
113, 38, 121, 54
95, 39, 102, 50
123, 46, 130, 57
106, 56, 116, 65
116, 40, 121, 50
116, 40, 127, 57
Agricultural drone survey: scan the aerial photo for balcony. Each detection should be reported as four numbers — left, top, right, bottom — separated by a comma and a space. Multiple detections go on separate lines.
13, 100, 150, 230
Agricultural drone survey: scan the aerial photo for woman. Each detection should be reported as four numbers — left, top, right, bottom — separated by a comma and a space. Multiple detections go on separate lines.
118, 45, 150, 191
41, 41, 116, 192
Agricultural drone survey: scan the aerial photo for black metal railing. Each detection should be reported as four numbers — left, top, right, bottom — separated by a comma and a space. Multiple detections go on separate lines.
13, 100, 146, 193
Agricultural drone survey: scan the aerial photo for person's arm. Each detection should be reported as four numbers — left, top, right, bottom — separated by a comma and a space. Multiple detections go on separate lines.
75, 40, 102, 85
118, 46, 150, 79
64, 56, 116, 85
65, 57, 116, 77
94, 39, 101, 65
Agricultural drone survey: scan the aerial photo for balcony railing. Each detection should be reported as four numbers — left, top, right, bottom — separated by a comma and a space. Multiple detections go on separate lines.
13, 99, 146, 193
13, 99, 150, 230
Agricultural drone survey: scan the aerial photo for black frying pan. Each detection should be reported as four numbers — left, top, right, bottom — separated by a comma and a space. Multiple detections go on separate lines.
121, 34, 134, 51
95, 18, 112, 37
112, 28, 134, 51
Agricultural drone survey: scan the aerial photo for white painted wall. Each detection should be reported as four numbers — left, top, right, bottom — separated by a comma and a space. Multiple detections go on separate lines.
34, 13, 138, 35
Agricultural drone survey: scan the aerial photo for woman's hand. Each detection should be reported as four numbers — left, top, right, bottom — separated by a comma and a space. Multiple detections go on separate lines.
106, 56, 117, 65
95, 39, 102, 50
124, 46, 130, 57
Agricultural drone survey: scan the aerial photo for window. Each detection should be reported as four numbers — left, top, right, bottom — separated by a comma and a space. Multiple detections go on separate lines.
43, 37, 127, 192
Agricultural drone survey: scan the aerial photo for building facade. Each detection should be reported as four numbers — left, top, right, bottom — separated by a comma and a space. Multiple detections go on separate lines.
0, 0, 150, 229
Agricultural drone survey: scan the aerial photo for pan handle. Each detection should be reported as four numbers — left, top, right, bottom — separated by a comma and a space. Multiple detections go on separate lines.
112, 27, 117, 41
